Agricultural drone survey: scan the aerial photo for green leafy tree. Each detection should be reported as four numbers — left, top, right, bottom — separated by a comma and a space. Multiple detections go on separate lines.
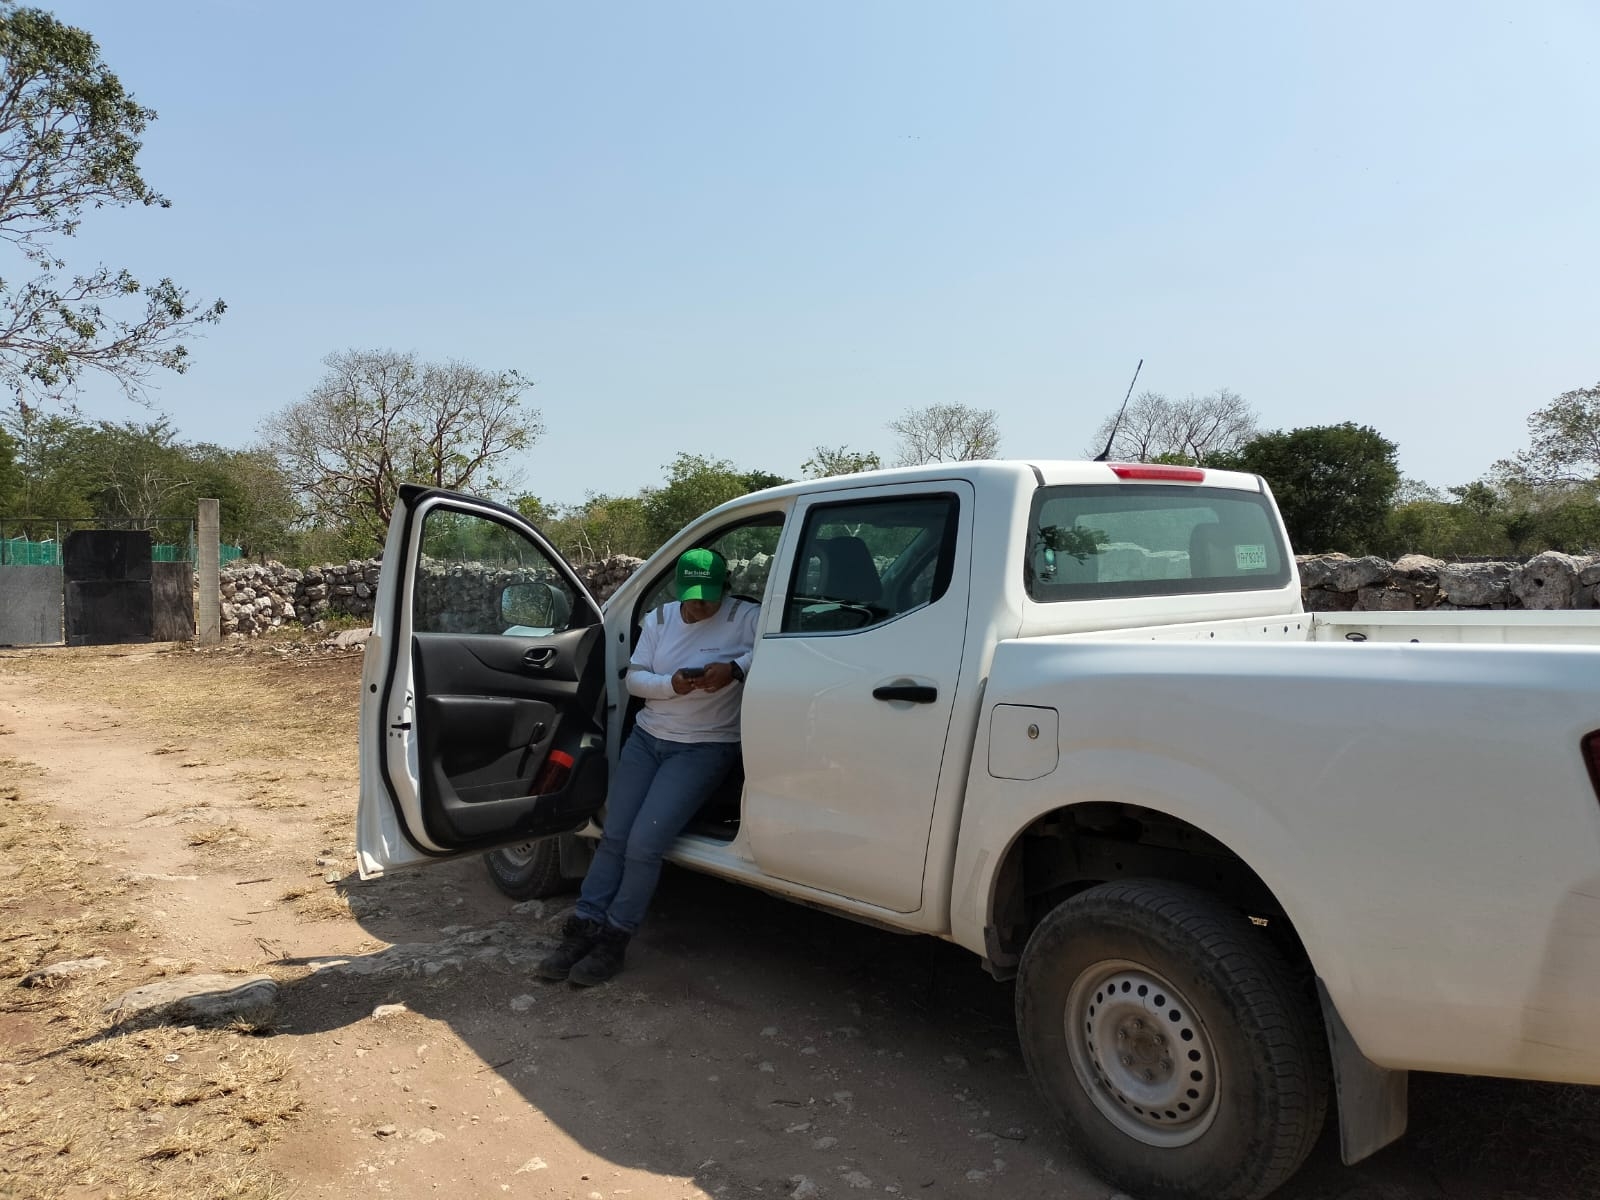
513, 458, 792, 566
185, 443, 297, 557
1381, 499, 1464, 559
1486, 477, 1600, 555
802, 445, 882, 479
260, 349, 543, 554
888, 403, 1000, 465
74, 417, 192, 525
563, 493, 652, 560
0, 423, 17, 513
641, 453, 778, 547
0, 404, 299, 554
740, 469, 790, 493
1, 403, 91, 529
1378, 493, 1514, 560
1525, 489, 1600, 553
1223, 423, 1400, 554
1495, 382, 1600, 485
0, 6, 224, 403
516, 492, 654, 562
513, 494, 555, 527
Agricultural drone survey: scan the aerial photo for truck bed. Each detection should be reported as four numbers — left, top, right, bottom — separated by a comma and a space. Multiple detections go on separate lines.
1049, 607, 1600, 647
970, 620, 1600, 1084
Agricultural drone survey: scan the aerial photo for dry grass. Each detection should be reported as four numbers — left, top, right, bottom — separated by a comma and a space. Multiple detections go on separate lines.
0, 786, 132, 982
0, 642, 363, 766
278, 884, 352, 923
250, 793, 310, 811
0, 776, 300, 1200
0, 643, 365, 1198
186, 823, 251, 848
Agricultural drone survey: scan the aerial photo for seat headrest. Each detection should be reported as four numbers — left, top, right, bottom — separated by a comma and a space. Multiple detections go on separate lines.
820, 536, 882, 605
1188, 522, 1235, 577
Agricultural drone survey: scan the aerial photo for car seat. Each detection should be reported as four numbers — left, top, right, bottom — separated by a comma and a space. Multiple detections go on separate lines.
795, 536, 883, 631
1187, 522, 1236, 577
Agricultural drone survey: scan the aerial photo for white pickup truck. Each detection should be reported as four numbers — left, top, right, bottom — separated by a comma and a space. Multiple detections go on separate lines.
356, 460, 1600, 1200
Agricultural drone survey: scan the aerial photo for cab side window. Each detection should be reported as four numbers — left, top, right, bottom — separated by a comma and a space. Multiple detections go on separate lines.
413, 508, 580, 636
636, 514, 786, 619
782, 494, 957, 634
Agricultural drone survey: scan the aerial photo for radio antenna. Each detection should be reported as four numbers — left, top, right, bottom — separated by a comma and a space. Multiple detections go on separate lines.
1093, 358, 1143, 462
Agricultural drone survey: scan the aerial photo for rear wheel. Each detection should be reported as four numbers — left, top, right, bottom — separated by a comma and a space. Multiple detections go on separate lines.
1016, 880, 1327, 1200
484, 837, 572, 900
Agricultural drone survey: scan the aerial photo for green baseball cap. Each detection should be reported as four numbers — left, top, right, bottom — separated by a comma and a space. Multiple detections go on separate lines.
676, 547, 727, 602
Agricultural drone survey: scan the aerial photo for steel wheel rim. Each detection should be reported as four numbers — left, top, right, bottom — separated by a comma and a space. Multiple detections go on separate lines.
1064, 958, 1221, 1148
496, 841, 540, 866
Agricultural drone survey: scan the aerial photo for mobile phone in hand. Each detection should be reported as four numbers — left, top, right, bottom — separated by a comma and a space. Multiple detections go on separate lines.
680, 666, 706, 679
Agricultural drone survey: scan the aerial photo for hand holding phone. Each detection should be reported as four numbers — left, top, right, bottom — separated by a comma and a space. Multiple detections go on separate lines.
680, 666, 706, 679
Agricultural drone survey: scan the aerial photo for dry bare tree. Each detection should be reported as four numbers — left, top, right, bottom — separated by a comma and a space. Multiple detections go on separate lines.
1089, 388, 1257, 465
260, 349, 542, 549
888, 403, 1001, 465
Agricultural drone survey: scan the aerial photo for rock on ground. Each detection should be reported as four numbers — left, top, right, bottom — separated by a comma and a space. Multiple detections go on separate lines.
20, 956, 112, 987
102, 973, 279, 1027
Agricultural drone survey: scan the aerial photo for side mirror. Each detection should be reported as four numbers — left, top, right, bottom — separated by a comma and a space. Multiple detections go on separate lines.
500, 582, 570, 633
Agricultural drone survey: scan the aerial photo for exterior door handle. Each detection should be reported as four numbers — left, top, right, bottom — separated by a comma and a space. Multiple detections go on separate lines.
523, 647, 557, 670
873, 684, 937, 704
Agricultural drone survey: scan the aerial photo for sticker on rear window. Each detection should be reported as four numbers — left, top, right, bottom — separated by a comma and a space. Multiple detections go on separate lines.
1235, 544, 1267, 571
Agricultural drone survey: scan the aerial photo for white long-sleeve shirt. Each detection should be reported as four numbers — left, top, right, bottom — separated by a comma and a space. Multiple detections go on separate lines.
626, 599, 760, 743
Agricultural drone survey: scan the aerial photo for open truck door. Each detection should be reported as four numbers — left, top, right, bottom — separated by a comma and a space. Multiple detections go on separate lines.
357, 485, 609, 878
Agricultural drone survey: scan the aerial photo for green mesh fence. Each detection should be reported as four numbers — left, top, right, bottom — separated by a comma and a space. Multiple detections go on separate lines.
1, 537, 61, 565
0, 537, 241, 565
150, 542, 243, 563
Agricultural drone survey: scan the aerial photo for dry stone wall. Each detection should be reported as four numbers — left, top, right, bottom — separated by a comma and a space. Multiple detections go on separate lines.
1298, 551, 1600, 612
219, 549, 1600, 636
219, 555, 648, 637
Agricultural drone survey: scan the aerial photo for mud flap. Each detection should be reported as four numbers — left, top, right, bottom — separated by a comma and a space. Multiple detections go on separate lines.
1317, 977, 1409, 1164
557, 832, 593, 880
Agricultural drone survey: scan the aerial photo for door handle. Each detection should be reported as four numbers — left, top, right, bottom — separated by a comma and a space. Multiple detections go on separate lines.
873, 684, 937, 704
522, 647, 557, 670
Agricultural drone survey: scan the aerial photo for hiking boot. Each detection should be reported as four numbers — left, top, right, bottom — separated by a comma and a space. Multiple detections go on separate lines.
536, 915, 603, 981
568, 925, 630, 986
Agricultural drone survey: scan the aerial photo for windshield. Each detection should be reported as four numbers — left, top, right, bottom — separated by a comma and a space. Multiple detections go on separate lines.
1027, 483, 1291, 601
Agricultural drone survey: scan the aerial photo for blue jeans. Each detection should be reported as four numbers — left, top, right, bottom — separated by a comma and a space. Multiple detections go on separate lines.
575, 728, 739, 934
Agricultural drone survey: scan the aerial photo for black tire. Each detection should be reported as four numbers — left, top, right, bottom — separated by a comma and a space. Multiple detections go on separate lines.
1015, 880, 1328, 1200
484, 838, 572, 900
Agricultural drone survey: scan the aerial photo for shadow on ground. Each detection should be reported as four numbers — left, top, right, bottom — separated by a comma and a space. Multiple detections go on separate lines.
269, 859, 1600, 1200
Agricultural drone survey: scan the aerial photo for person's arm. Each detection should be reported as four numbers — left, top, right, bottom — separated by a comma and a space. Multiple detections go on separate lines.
699, 604, 759, 691
624, 611, 679, 700
731, 600, 760, 677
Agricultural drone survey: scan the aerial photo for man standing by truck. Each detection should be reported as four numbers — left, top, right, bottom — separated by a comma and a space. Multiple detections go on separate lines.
537, 547, 759, 985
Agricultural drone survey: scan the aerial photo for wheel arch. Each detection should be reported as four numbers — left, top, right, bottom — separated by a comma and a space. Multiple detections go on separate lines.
980, 800, 1310, 978
979, 798, 1407, 1167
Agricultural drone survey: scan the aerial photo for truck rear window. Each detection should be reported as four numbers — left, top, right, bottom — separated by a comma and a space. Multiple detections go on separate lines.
1027, 483, 1291, 601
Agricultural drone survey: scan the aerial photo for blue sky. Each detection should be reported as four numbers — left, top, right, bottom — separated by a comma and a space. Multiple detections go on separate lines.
44, 1, 1600, 506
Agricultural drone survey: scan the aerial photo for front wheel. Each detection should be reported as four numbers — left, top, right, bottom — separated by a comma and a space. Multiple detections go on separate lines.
484, 837, 573, 900
1016, 881, 1328, 1200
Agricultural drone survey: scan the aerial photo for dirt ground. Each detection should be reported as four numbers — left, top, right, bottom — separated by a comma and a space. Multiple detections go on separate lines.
1, 640, 1598, 1200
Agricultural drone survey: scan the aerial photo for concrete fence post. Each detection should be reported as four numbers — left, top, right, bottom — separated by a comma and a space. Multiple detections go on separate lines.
198, 498, 220, 645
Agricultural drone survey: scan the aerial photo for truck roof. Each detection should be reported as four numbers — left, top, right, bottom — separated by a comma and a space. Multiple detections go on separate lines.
733, 459, 1267, 505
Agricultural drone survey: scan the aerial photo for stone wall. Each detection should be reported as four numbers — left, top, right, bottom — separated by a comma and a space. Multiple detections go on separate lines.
1299, 551, 1600, 612
219, 554, 648, 637
219, 548, 1600, 636
220, 560, 378, 637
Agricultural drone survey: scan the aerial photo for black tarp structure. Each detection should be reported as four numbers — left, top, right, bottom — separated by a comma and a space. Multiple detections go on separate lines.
151, 562, 196, 641
63, 531, 157, 646
1, 520, 197, 647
